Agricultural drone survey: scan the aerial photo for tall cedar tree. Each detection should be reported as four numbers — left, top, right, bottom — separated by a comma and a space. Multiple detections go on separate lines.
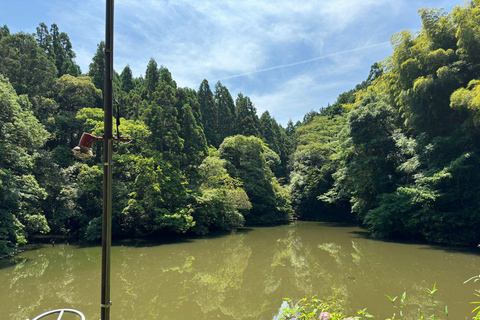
145, 58, 160, 97
35, 23, 81, 77
235, 93, 260, 137
143, 76, 183, 156
198, 79, 218, 146
214, 81, 236, 144
0, 32, 57, 97
120, 64, 134, 93
88, 41, 105, 94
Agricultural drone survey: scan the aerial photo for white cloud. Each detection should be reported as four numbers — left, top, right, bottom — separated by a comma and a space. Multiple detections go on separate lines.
243, 40, 392, 125
39, 0, 398, 85
250, 73, 352, 125
108, 0, 400, 81
4, 0, 464, 123
318, 0, 392, 30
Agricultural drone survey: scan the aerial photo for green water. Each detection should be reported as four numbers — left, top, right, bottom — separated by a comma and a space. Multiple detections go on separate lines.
1, 222, 479, 320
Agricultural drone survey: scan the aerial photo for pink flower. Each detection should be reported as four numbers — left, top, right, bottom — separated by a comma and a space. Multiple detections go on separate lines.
319, 312, 331, 320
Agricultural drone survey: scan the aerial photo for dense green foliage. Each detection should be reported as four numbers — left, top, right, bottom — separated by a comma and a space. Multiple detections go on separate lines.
2, 1, 480, 256
281, 284, 452, 320
290, 1, 480, 246
0, 75, 50, 255
219, 135, 292, 224
0, 23, 293, 257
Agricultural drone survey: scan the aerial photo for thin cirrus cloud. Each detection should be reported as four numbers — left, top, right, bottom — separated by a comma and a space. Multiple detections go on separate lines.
247, 40, 391, 123
1, 0, 464, 124
218, 41, 391, 81
250, 74, 342, 121
111, 0, 388, 73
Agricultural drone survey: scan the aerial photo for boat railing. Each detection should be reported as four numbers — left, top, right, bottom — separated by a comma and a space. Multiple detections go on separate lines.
27, 308, 85, 320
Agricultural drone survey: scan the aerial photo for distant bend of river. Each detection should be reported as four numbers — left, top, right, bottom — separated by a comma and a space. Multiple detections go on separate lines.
1, 221, 479, 320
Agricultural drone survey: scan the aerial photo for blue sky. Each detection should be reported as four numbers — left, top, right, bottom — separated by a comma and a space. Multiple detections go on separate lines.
1, 0, 464, 125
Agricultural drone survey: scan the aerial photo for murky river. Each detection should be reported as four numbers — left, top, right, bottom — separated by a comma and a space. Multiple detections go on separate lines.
1, 222, 480, 320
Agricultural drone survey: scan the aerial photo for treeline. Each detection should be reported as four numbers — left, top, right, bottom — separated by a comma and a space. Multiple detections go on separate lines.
0, 24, 295, 257
2, 1, 480, 257
290, 1, 480, 246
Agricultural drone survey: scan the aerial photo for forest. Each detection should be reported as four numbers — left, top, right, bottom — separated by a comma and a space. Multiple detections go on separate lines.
1, 2, 480, 257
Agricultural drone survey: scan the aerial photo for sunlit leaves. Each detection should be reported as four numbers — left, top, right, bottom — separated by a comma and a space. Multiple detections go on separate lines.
219, 135, 292, 224
0, 33, 57, 97
192, 152, 250, 234
451, 79, 480, 126
0, 76, 50, 255
53, 75, 102, 112
453, 2, 480, 65
289, 115, 348, 221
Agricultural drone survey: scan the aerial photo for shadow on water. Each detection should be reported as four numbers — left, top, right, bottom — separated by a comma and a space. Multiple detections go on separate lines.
320, 221, 361, 228
74, 237, 194, 250
0, 242, 61, 270
0, 227, 255, 272
115, 227, 254, 248
0, 243, 53, 270
421, 243, 480, 256
349, 230, 374, 239
19, 243, 46, 252
0, 245, 45, 270
349, 229, 480, 256
75, 227, 255, 249
114, 237, 194, 248
0, 257, 28, 270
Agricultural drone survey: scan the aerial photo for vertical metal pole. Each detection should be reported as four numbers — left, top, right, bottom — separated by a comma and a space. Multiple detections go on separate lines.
101, 0, 114, 320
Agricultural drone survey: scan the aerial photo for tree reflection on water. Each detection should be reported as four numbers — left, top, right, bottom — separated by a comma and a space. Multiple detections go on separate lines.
2, 222, 479, 320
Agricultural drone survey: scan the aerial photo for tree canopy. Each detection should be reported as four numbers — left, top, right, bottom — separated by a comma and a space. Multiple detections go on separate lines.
290, 2, 480, 246
2, 3, 480, 257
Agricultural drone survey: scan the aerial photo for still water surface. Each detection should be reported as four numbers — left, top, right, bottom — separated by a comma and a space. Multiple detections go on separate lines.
1, 222, 479, 320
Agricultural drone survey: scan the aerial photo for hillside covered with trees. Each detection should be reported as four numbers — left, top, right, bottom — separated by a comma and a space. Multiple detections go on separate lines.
290, 2, 480, 245
2, 1, 480, 257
